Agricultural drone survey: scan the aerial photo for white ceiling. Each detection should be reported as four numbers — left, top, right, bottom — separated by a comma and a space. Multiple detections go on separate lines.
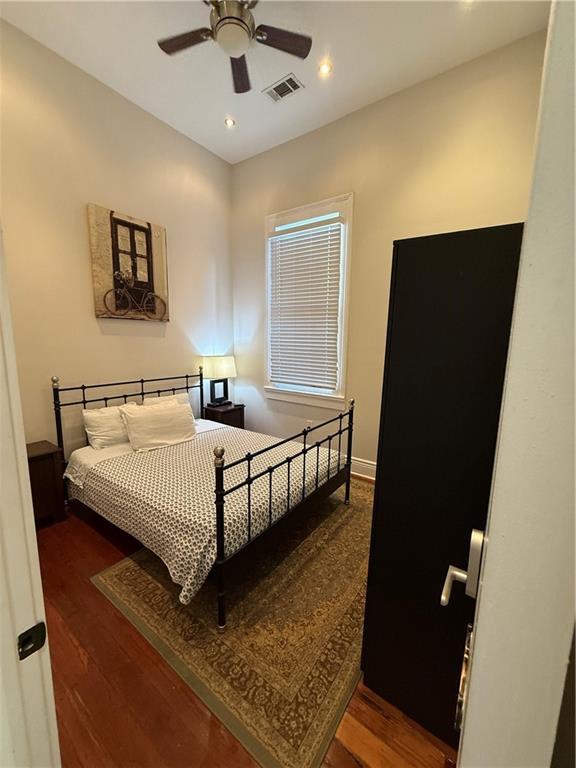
1, 1, 549, 164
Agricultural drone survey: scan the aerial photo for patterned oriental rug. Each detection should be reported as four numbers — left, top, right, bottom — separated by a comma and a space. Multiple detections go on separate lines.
92, 480, 373, 768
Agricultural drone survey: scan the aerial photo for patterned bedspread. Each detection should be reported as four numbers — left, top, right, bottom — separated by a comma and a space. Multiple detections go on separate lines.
69, 425, 341, 603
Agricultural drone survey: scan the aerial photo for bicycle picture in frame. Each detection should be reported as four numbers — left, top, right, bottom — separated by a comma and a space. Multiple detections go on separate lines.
87, 203, 169, 322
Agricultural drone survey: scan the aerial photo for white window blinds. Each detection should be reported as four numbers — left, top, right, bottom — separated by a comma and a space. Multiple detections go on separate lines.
268, 221, 343, 391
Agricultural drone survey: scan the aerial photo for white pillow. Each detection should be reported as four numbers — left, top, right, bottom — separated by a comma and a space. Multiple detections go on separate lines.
120, 402, 196, 452
142, 392, 191, 410
83, 404, 137, 449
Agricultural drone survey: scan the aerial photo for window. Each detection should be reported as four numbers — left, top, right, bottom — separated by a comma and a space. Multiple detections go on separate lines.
265, 194, 352, 408
110, 213, 154, 291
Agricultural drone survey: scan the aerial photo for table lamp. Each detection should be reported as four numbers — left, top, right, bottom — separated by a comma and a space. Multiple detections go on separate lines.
203, 355, 237, 407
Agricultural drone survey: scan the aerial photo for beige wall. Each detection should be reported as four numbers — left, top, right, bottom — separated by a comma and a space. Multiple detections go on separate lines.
0, 22, 232, 446
1, 23, 546, 462
231, 32, 546, 470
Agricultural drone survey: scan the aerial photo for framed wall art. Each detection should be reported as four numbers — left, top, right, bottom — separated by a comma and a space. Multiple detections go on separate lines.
87, 204, 169, 322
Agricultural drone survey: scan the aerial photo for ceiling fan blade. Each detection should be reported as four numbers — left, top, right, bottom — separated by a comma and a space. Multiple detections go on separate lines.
231, 55, 251, 93
255, 24, 312, 59
158, 28, 212, 55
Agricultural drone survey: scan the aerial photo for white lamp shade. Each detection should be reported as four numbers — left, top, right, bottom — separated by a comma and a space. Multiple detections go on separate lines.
202, 355, 237, 380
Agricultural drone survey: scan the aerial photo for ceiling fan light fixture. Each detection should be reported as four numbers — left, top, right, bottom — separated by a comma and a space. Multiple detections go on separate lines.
215, 19, 251, 58
319, 60, 333, 78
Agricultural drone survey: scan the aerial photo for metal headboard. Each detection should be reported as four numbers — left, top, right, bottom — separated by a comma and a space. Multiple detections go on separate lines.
51, 369, 204, 456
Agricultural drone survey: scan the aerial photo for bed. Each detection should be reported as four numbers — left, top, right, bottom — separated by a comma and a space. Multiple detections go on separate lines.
52, 370, 355, 629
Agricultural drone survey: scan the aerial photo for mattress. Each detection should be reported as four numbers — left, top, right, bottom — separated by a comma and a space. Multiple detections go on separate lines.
65, 418, 225, 488
67, 420, 341, 604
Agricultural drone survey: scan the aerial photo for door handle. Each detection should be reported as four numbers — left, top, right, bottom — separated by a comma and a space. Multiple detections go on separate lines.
441, 566, 467, 606
440, 529, 485, 606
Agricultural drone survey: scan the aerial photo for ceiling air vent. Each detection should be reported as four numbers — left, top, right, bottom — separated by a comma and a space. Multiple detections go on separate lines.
264, 74, 304, 102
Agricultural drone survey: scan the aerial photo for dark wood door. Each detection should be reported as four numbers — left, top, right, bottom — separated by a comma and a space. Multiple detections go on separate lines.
361, 224, 523, 748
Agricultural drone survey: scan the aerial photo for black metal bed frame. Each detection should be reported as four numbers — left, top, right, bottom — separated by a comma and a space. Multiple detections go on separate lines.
52, 369, 355, 630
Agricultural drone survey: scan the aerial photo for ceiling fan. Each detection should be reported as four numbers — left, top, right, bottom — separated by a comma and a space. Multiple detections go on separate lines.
157, 0, 313, 94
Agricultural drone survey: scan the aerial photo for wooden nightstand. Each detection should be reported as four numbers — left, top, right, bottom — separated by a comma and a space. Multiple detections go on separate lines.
26, 441, 65, 527
204, 403, 245, 429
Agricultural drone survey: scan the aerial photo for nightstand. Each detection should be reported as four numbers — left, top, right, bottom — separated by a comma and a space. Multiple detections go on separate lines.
204, 403, 245, 429
26, 441, 65, 527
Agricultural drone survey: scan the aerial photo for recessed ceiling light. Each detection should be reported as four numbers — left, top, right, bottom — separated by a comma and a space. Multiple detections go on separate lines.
224, 116, 236, 129
319, 60, 333, 78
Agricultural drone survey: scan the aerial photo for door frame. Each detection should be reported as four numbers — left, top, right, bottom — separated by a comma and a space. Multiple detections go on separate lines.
0, 223, 61, 767
459, 2, 574, 764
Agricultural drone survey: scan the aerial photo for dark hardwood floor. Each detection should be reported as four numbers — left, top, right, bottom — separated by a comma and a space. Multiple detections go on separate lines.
37, 503, 457, 768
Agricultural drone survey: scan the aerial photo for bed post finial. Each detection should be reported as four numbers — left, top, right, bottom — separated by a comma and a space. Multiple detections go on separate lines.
349, 397, 355, 410
199, 365, 203, 374
51, 376, 60, 388
214, 446, 225, 467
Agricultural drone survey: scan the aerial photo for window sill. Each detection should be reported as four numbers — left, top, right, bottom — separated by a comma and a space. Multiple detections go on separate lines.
263, 386, 346, 411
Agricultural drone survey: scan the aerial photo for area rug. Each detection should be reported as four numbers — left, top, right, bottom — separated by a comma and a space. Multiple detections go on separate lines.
92, 479, 373, 768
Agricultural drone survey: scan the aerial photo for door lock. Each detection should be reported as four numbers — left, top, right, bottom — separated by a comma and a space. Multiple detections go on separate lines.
17, 621, 46, 661
454, 623, 474, 731
441, 529, 484, 606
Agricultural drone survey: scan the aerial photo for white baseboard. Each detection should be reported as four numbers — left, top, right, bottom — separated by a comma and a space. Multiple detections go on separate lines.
351, 456, 376, 480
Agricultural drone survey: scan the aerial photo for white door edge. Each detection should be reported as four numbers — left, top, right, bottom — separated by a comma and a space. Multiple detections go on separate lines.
0, 222, 61, 768
458, 2, 574, 765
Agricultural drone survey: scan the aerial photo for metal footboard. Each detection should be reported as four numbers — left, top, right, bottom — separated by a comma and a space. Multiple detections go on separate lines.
213, 399, 355, 630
